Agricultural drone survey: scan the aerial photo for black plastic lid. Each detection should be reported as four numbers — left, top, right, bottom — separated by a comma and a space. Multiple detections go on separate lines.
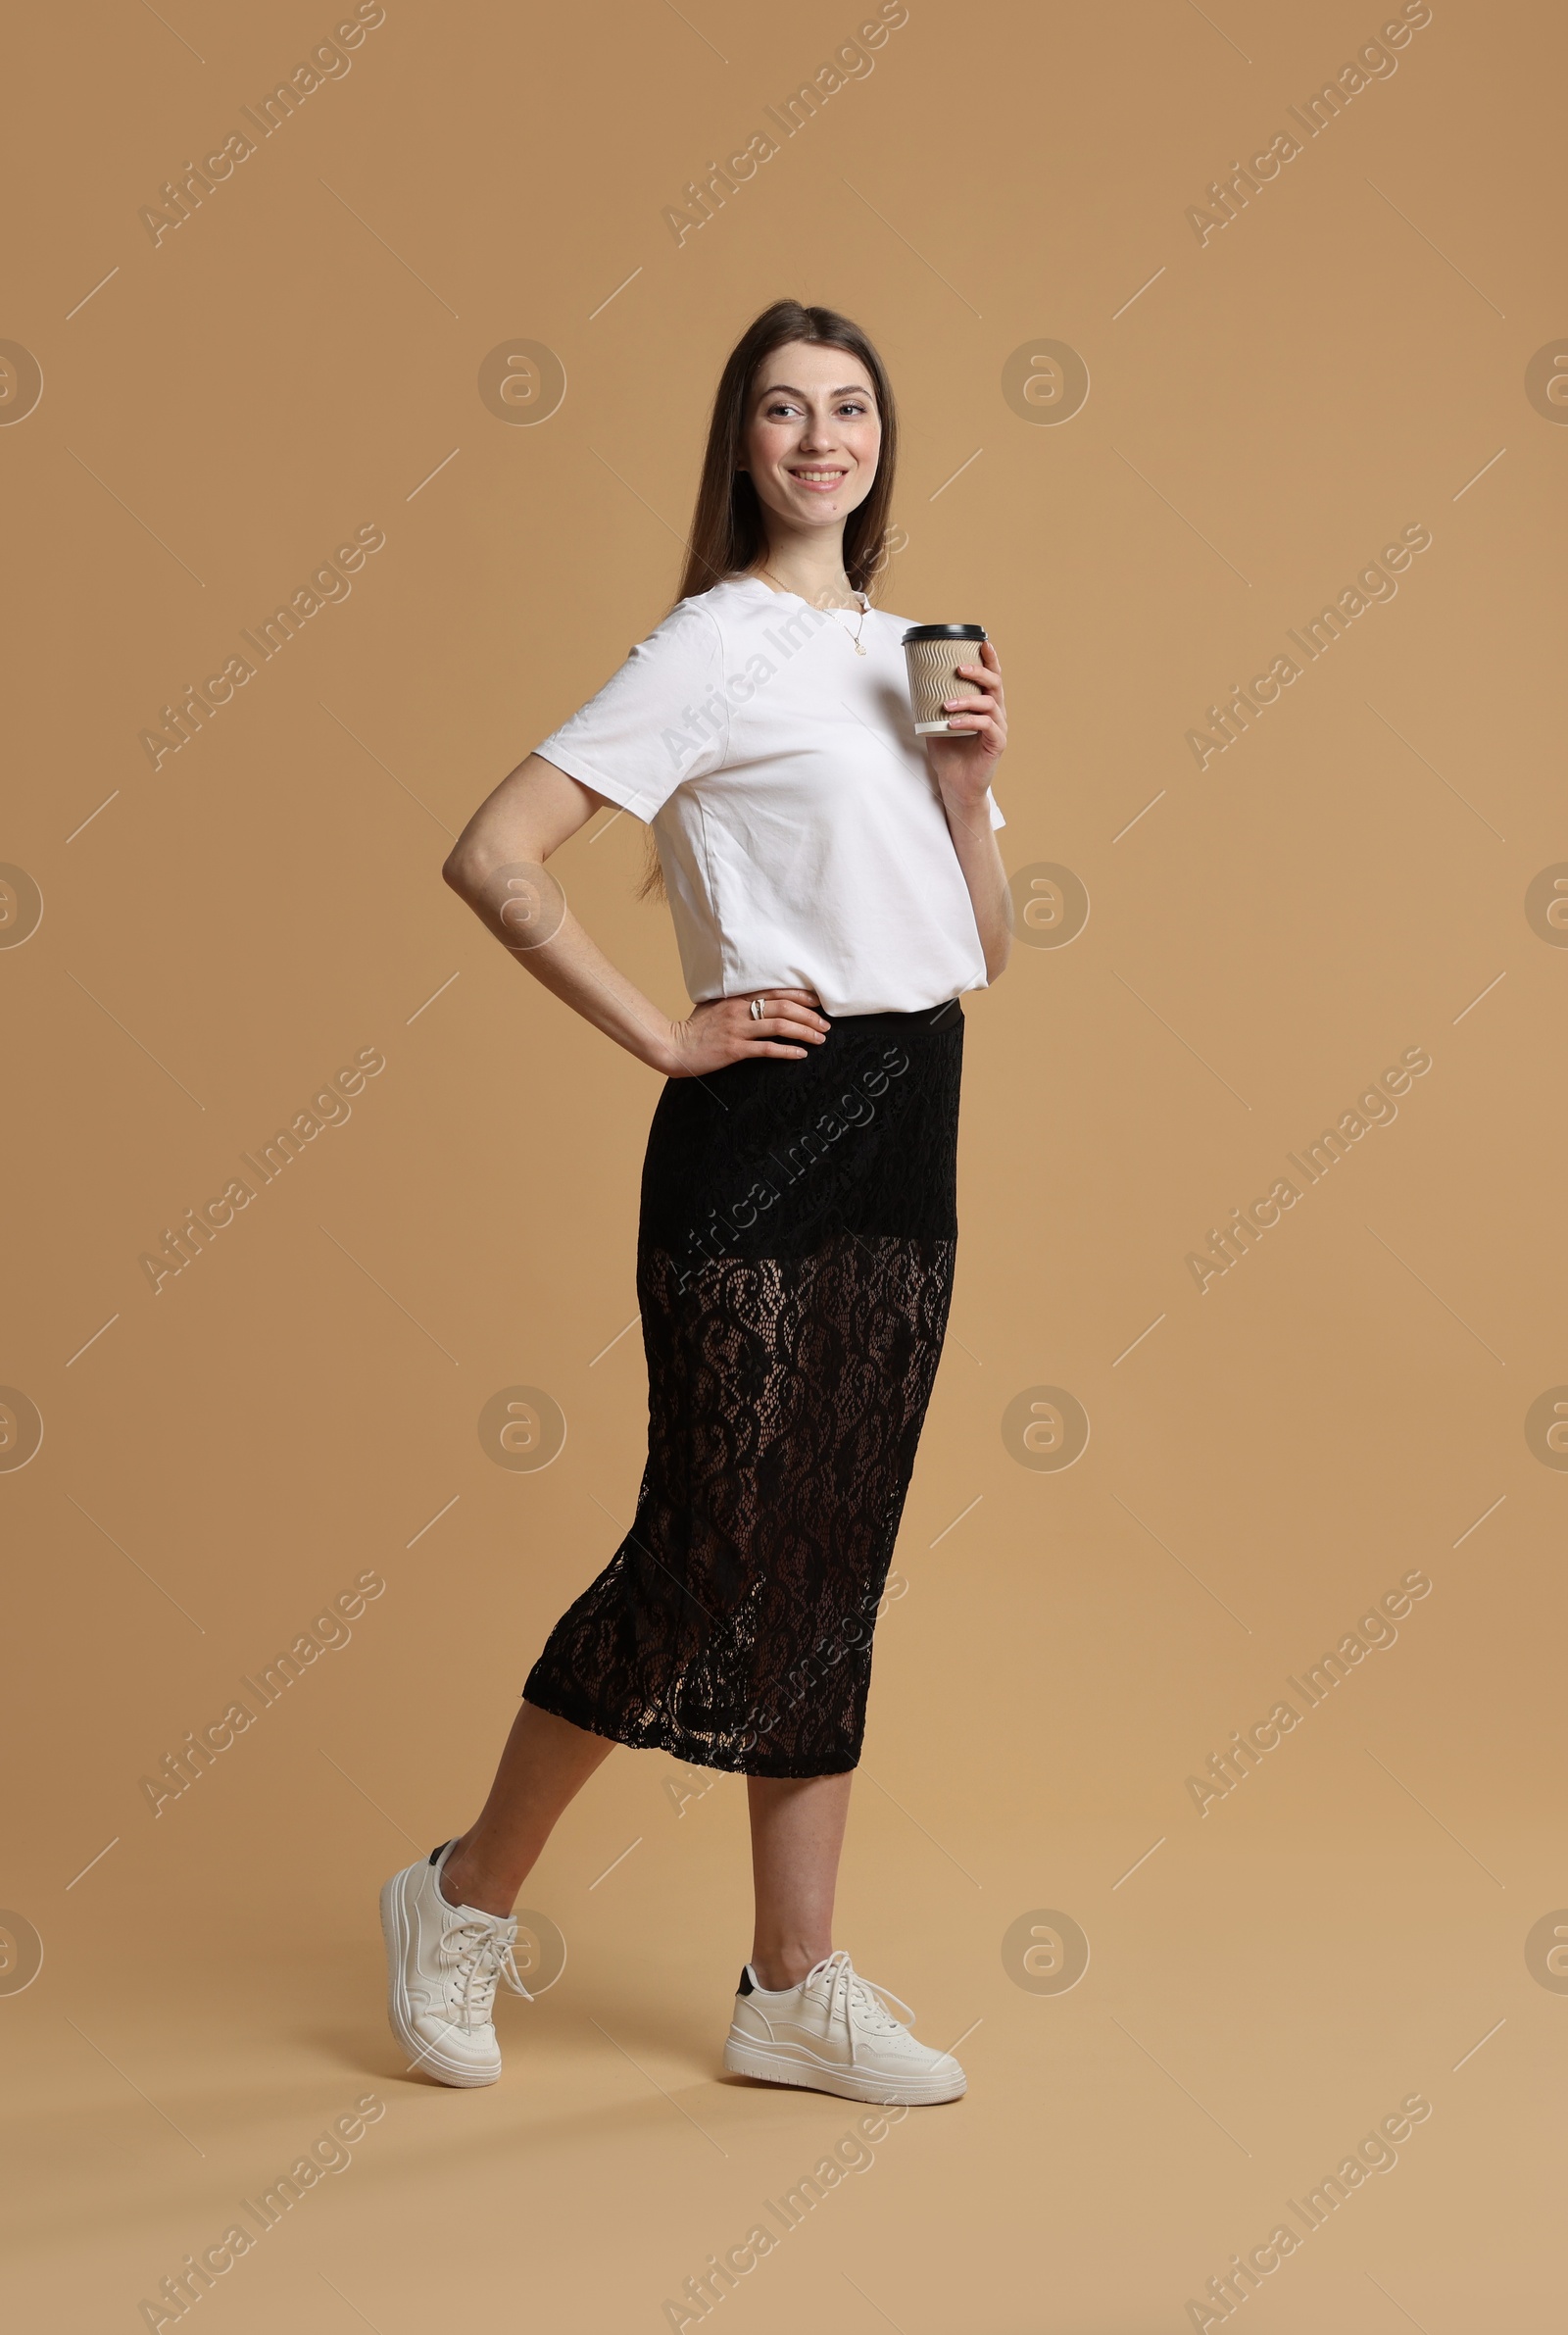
902, 622, 986, 642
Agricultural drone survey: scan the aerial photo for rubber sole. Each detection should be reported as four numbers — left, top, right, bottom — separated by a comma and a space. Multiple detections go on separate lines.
722, 2031, 965, 2106
378, 1870, 501, 2088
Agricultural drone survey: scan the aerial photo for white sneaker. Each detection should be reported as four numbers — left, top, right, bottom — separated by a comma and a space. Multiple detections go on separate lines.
379, 1840, 530, 2087
723, 1949, 966, 2105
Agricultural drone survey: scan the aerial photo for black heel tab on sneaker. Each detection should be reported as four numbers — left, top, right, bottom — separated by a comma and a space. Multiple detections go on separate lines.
738, 1964, 755, 1995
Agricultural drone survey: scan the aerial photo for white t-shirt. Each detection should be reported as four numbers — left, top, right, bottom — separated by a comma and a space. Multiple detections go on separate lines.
532, 573, 1005, 1018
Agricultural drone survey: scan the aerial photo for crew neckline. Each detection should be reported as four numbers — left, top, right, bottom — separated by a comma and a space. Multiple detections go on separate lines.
729, 573, 877, 622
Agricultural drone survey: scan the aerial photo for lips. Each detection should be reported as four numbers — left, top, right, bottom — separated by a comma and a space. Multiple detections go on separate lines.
787, 468, 849, 491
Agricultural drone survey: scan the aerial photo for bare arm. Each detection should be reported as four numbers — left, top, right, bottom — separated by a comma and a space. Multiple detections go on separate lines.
441, 754, 829, 1077
925, 639, 1013, 983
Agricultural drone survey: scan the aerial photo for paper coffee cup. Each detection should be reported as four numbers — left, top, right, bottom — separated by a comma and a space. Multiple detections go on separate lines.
902, 623, 988, 735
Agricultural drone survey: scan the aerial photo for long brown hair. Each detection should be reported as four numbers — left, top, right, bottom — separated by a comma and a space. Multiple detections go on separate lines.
634, 299, 900, 900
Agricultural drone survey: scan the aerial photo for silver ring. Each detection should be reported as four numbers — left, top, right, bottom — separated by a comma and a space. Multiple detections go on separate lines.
750, 994, 766, 1020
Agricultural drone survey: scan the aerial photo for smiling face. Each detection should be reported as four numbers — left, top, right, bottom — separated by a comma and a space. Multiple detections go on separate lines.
738, 339, 882, 544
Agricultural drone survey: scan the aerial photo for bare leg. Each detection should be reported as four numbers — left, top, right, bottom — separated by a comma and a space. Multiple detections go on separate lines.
747, 1772, 854, 1989
440, 1701, 615, 1917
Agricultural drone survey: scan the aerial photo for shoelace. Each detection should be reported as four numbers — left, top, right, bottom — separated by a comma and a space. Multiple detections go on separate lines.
443, 1915, 532, 2030
802, 1949, 914, 2068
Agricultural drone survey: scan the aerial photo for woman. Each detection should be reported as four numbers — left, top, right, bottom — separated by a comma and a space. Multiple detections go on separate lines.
380, 298, 1010, 2105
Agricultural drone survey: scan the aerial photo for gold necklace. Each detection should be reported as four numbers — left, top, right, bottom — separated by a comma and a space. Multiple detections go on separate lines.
759, 566, 869, 653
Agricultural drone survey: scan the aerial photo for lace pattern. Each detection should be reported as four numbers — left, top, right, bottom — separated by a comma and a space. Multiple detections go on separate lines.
522, 1000, 963, 1776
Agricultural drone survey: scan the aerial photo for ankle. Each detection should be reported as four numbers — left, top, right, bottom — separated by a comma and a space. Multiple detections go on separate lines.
439, 1842, 515, 1920
750, 1943, 828, 1991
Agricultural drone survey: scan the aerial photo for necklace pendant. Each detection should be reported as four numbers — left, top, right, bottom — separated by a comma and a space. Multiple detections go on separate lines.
853, 639, 868, 654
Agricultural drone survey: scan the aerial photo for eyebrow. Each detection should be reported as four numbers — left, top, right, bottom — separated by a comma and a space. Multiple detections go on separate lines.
756, 381, 874, 401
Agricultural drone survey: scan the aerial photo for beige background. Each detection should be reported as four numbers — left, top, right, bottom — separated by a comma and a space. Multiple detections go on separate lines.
4, 0, 1564, 2327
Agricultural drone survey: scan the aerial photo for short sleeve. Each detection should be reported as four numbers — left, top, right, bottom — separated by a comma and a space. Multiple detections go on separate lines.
986, 786, 1006, 830
531, 602, 727, 821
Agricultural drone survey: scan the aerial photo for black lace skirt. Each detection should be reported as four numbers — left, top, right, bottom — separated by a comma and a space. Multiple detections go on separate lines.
521, 995, 963, 1777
